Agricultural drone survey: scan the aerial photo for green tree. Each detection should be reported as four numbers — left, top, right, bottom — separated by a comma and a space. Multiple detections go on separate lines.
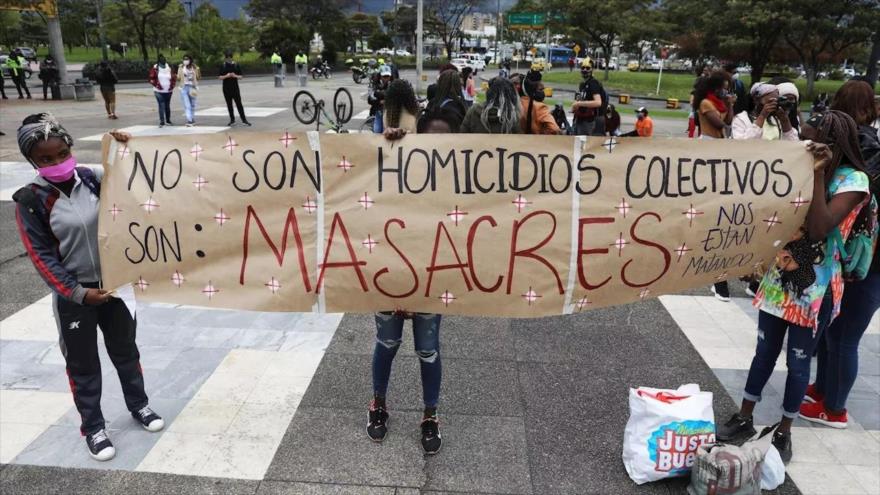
0, 11, 25, 48
254, 19, 310, 62
658, 0, 722, 75
369, 31, 393, 51
425, 0, 482, 60
146, 0, 185, 59
114, 0, 174, 61
58, 0, 98, 52
717, 0, 791, 83
180, 3, 228, 67
247, 0, 352, 55
381, 6, 417, 52
552, 0, 651, 80
784, 0, 876, 97
349, 13, 380, 52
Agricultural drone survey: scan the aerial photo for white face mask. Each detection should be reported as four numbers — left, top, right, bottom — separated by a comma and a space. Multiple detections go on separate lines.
183, 60, 191, 66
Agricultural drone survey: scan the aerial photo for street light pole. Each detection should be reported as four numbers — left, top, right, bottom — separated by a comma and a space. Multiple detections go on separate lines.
416, 0, 424, 95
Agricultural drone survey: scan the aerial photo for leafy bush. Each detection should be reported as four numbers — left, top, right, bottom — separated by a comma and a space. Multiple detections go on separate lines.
82, 60, 153, 81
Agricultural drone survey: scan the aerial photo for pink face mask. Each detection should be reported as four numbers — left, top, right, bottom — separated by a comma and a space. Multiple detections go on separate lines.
37, 155, 77, 182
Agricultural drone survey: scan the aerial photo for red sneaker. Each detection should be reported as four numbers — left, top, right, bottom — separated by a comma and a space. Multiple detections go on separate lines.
799, 401, 847, 429
803, 383, 824, 404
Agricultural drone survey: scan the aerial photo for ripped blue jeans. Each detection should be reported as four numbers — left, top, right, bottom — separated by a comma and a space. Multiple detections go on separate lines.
372, 312, 442, 408
744, 294, 832, 418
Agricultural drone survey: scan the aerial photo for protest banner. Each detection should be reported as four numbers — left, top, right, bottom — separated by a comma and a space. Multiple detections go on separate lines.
99, 132, 813, 317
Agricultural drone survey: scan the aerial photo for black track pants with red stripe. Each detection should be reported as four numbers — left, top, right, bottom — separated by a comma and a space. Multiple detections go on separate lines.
53, 291, 149, 435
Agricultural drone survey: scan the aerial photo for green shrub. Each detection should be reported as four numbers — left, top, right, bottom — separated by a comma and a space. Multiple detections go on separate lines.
827, 69, 845, 81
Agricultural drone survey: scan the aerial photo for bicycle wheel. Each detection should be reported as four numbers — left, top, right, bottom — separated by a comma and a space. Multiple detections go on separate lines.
293, 90, 318, 125
359, 116, 375, 133
333, 87, 354, 124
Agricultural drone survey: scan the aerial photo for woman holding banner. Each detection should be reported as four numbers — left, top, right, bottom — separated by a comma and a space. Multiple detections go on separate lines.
13, 114, 164, 462
366, 107, 461, 455
717, 111, 871, 463
800, 81, 880, 428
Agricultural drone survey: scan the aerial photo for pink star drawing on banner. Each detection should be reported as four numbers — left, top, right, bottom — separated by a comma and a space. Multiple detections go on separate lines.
140, 197, 159, 213
117, 145, 130, 160
790, 192, 809, 212
302, 196, 317, 214
447, 205, 468, 226
362, 234, 379, 253
358, 192, 374, 209
171, 270, 185, 287
222, 135, 238, 155
108, 204, 122, 221
522, 286, 541, 305
439, 290, 456, 307
715, 271, 729, 281
265, 277, 281, 294
616, 198, 632, 218
202, 281, 219, 300
575, 296, 591, 311
610, 232, 629, 256
674, 243, 692, 262
135, 276, 149, 292
279, 131, 296, 148
639, 288, 651, 300
512, 194, 532, 213
192, 175, 208, 191
338, 156, 354, 172
214, 208, 230, 226
763, 212, 782, 232
682, 204, 704, 227
190, 143, 204, 161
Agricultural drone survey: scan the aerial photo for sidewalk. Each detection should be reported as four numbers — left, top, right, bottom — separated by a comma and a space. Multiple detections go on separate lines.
1, 294, 806, 494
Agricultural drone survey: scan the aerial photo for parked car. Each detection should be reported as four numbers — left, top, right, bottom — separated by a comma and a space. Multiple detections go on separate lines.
376, 47, 395, 56
16, 46, 37, 62
0, 54, 34, 80
450, 58, 475, 72
394, 49, 412, 57
461, 53, 486, 71
627, 60, 639, 71
842, 67, 856, 78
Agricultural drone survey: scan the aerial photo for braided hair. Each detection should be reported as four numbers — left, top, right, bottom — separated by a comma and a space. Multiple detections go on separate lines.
522, 70, 542, 135
809, 110, 875, 238
809, 110, 867, 185
481, 77, 520, 134
17, 113, 73, 167
384, 79, 419, 129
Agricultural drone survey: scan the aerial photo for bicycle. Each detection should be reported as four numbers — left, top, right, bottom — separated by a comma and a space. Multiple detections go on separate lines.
292, 87, 354, 132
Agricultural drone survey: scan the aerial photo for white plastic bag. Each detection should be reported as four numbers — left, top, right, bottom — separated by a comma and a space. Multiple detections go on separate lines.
622, 384, 716, 484
761, 444, 785, 490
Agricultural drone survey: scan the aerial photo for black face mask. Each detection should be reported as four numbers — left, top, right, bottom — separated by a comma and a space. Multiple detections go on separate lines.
158, 58, 166, 66
581, 70, 592, 79
532, 91, 545, 102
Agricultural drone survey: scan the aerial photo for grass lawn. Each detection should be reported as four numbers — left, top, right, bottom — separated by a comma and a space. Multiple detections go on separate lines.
36, 46, 263, 64
542, 70, 878, 101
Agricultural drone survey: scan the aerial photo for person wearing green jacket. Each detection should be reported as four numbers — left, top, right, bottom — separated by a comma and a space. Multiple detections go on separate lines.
7, 49, 32, 99
294, 50, 308, 86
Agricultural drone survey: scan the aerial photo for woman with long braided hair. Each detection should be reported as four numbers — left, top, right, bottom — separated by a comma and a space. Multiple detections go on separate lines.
13, 113, 165, 462
461, 76, 521, 134
800, 82, 880, 428
717, 110, 871, 463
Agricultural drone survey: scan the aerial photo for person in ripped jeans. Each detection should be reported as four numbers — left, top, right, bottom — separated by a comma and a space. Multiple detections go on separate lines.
13, 114, 164, 462
366, 106, 461, 455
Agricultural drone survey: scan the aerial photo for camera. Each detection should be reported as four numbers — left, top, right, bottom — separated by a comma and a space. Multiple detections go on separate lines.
774, 95, 796, 111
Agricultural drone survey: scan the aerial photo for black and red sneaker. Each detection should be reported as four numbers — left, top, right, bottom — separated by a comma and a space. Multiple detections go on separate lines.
367, 399, 389, 442
420, 416, 442, 455
799, 401, 847, 429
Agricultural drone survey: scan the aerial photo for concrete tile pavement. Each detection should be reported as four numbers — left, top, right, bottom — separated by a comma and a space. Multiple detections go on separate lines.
661, 292, 880, 495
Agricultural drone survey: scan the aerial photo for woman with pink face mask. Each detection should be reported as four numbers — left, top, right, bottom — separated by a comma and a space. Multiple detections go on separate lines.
13, 114, 164, 463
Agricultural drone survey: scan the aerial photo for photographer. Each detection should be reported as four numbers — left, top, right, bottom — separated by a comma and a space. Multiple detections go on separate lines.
731, 82, 798, 141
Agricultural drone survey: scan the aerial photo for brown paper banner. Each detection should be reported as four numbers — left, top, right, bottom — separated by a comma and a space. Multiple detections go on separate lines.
98, 132, 813, 317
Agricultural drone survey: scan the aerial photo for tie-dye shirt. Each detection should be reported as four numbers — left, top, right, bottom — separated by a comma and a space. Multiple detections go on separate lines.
754, 166, 869, 331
